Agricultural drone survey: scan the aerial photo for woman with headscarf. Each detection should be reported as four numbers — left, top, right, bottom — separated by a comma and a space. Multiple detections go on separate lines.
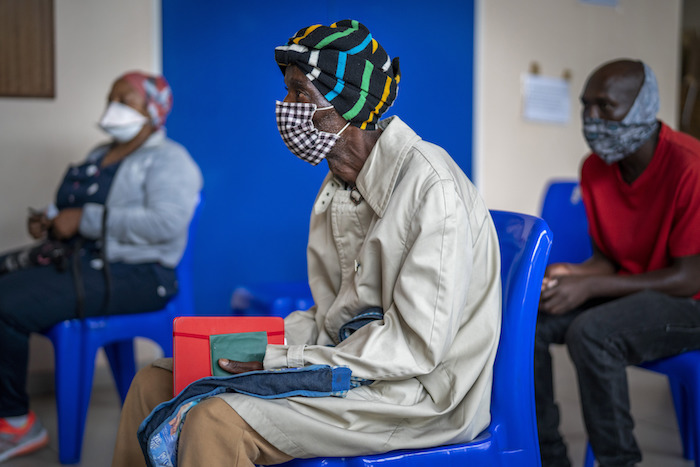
0, 71, 202, 463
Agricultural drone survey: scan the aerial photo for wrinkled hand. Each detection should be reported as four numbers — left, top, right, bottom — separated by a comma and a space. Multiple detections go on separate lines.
27, 213, 51, 239
217, 359, 264, 375
539, 275, 591, 315
51, 208, 83, 240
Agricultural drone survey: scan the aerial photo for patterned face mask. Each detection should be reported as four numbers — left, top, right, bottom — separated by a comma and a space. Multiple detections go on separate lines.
582, 117, 658, 165
275, 101, 350, 166
582, 63, 660, 165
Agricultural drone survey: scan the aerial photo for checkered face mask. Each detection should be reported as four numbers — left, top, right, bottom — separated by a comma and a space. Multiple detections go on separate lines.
275, 101, 350, 166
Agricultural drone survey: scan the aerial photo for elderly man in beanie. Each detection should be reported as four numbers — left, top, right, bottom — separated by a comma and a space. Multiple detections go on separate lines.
536, 59, 700, 467
112, 20, 501, 467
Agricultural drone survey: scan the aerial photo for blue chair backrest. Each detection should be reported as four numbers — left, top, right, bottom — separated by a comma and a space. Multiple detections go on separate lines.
539, 180, 592, 264
489, 210, 552, 454
170, 192, 203, 318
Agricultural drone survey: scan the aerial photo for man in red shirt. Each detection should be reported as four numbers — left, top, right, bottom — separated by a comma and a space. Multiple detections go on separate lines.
536, 59, 700, 467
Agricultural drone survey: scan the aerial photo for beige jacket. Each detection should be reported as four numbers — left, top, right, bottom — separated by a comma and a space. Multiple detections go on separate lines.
221, 116, 501, 458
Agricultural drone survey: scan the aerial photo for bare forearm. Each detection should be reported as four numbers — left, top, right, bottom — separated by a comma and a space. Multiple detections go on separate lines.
540, 255, 700, 315
585, 266, 700, 299
545, 250, 615, 279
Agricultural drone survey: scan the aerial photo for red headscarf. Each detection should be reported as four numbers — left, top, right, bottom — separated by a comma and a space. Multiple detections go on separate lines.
119, 71, 173, 128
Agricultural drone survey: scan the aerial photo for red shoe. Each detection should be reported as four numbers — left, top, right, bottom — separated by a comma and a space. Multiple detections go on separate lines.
0, 411, 49, 462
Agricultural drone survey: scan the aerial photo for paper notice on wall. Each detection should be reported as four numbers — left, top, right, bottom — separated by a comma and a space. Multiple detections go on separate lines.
579, 0, 618, 7
521, 73, 571, 125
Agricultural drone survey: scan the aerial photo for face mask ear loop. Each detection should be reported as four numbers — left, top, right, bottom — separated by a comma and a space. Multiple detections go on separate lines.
337, 121, 351, 137
312, 104, 350, 136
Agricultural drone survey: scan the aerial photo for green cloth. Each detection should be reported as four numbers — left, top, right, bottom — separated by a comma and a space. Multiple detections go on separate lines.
210, 331, 268, 377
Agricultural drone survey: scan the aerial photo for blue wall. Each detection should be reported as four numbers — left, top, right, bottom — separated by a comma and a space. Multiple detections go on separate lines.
162, 1, 475, 315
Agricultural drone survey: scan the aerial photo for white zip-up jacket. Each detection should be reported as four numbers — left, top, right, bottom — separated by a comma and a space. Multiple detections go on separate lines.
77, 130, 202, 268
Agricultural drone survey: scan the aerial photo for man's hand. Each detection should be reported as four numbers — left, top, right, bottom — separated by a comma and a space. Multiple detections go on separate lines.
27, 212, 51, 239
544, 262, 576, 279
539, 275, 592, 315
217, 359, 264, 375
51, 208, 83, 239
541, 262, 575, 293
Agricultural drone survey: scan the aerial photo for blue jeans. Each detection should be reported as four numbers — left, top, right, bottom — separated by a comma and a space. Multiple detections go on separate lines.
137, 365, 352, 467
535, 290, 700, 467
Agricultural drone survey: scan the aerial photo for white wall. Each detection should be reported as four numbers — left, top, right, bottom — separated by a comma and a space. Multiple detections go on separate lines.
476, 0, 682, 216
0, 0, 160, 380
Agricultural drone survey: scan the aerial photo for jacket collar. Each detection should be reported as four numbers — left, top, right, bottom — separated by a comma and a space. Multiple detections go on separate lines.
354, 116, 421, 218
143, 128, 166, 148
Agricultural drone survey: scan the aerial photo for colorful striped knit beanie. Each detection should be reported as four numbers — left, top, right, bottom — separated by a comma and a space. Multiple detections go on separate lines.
119, 71, 173, 129
275, 19, 401, 131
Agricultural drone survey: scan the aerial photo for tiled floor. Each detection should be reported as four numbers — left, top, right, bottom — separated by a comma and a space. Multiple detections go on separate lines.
5, 346, 695, 466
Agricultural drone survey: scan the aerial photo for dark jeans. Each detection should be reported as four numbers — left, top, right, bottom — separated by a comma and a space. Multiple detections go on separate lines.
535, 290, 700, 467
0, 253, 177, 417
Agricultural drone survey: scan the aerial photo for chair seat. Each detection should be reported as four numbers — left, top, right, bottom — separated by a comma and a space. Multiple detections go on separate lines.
279, 432, 497, 467
640, 350, 700, 373
83, 304, 179, 358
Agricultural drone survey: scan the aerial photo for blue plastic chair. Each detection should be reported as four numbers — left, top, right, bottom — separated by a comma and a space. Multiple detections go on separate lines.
231, 280, 312, 318
43, 196, 202, 464
539, 181, 700, 467
247, 210, 552, 467
539, 179, 592, 265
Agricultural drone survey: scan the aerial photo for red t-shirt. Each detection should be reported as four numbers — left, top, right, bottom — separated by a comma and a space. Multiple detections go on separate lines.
580, 123, 700, 299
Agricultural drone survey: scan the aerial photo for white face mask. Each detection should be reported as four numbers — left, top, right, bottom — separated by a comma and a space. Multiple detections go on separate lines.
98, 102, 148, 142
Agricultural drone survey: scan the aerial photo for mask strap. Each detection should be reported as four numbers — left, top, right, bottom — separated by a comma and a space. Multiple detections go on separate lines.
314, 103, 350, 136
337, 121, 351, 137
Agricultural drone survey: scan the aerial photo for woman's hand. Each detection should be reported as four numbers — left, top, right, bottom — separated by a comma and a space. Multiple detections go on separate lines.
51, 208, 83, 239
27, 212, 51, 239
217, 359, 264, 375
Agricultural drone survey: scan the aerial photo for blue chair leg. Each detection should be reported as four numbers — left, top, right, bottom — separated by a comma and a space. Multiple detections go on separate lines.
683, 372, 700, 467
73, 336, 103, 464
46, 320, 84, 464
666, 379, 694, 460
584, 442, 595, 467
103, 340, 137, 404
